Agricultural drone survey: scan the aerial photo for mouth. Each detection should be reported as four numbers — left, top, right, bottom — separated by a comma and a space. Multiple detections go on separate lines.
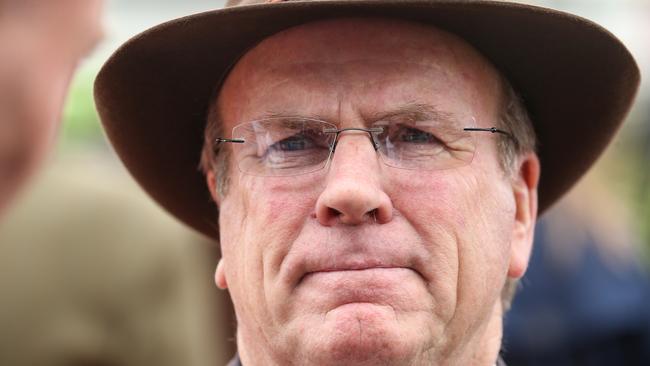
307, 264, 411, 274
281, 237, 431, 291
296, 266, 423, 309
298, 264, 422, 286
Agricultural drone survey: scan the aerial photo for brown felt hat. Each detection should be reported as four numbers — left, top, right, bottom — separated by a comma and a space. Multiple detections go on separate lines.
94, 0, 640, 242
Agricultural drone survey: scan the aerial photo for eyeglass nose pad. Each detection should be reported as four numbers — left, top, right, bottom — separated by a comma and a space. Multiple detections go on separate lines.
325, 127, 384, 154
330, 140, 338, 153
368, 127, 383, 151
370, 137, 380, 151
329, 135, 379, 153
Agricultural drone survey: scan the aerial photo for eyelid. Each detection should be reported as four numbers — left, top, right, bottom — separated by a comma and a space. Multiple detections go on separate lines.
415, 120, 436, 127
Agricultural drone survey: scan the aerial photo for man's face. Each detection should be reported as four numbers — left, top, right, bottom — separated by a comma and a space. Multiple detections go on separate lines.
212, 18, 537, 366
0, 0, 103, 214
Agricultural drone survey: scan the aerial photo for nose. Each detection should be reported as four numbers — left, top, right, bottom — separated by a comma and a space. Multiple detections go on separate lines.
315, 132, 393, 226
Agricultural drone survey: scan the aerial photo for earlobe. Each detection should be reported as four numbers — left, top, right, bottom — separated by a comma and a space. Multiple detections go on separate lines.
507, 152, 540, 279
206, 170, 221, 205
215, 258, 228, 289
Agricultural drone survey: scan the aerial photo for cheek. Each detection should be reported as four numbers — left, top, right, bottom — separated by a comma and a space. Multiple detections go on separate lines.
388, 167, 514, 311
30, 60, 75, 130
218, 173, 322, 291
218, 173, 324, 337
436, 170, 514, 323
0, 52, 74, 203
389, 171, 468, 231
17, 53, 75, 162
243, 175, 321, 240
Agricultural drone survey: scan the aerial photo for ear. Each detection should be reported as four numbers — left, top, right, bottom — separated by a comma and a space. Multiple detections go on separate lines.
215, 258, 228, 289
507, 152, 540, 279
207, 171, 228, 290
206, 170, 221, 205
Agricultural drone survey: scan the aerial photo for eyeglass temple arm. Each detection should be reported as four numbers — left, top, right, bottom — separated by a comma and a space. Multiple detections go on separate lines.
213, 138, 245, 155
216, 138, 245, 144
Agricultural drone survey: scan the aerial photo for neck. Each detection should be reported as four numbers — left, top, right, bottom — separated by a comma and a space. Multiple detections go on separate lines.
462, 301, 505, 365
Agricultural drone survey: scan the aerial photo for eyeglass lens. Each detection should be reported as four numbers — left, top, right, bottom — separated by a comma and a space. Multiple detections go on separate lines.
230, 117, 477, 176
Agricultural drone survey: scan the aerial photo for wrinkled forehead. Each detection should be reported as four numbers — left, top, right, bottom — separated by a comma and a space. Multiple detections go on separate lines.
235, 17, 498, 74
218, 17, 503, 123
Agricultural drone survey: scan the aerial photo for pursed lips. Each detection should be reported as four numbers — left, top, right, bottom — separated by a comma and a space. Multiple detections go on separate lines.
279, 238, 433, 289
297, 261, 425, 286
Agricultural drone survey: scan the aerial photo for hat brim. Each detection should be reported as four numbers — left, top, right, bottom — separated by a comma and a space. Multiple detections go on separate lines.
94, 0, 639, 242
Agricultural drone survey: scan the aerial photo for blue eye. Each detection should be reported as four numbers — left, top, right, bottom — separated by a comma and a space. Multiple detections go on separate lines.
272, 135, 315, 151
398, 127, 439, 144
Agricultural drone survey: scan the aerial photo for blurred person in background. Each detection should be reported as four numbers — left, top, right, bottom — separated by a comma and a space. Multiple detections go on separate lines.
0, 159, 229, 366
0, 1, 232, 365
504, 175, 650, 365
501, 3, 650, 362
0, 0, 103, 216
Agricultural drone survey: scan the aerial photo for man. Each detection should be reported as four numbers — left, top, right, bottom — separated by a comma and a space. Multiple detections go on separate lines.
0, 0, 104, 215
94, 1, 640, 365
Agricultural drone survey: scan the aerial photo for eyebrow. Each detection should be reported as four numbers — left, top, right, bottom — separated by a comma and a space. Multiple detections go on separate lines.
367, 103, 457, 125
256, 111, 330, 121
257, 103, 459, 126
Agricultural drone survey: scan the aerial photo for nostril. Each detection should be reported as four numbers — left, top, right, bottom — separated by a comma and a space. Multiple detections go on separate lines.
314, 206, 342, 226
369, 209, 378, 223
315, 190, 394, 226
329, 207, 342, 217
336, 208, 379, 225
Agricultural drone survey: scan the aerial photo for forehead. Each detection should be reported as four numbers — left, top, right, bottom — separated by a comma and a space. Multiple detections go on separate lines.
217, 18, 502, 124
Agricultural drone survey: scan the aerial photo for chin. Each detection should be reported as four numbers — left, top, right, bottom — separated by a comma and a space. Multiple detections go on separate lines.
303, 303, 423, 366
